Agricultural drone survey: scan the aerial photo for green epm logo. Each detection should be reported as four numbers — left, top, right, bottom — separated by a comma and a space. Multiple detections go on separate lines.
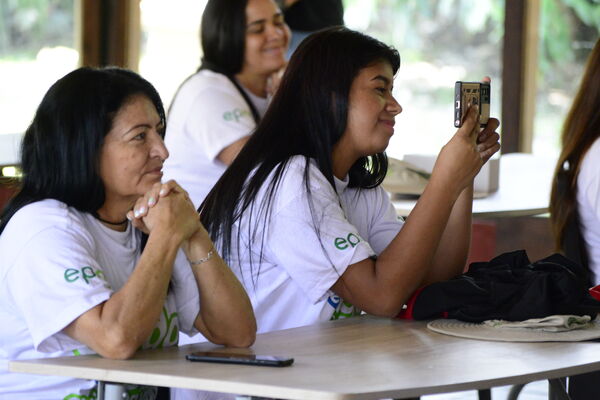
331, 300, 361, 320
334, 233, 361, 250
63, 388, 97, 400
64, 386, 156, 400
64, 266, 104, 284
148, 307, 179, 349
223, 108, 251, 123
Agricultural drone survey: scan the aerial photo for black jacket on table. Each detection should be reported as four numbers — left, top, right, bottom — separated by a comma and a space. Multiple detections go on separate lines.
401, 250, 600, 322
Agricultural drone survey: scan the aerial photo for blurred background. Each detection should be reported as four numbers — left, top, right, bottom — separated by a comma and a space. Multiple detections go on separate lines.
0, 0, 599, 167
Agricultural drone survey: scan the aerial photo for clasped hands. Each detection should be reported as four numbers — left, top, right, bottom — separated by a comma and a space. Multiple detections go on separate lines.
127, 180, 204, 247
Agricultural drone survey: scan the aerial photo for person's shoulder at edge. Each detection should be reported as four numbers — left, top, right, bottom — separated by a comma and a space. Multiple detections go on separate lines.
579, 137, 600, 183
578, 137, 600, 203
581, 136, 600, 167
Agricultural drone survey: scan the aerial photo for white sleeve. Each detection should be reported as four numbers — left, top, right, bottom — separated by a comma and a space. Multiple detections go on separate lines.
361, 187, 404, 255
171, 250, 200, 336
581, 169, 600, 221
267, 188, 375, 305
6, 227, 111, 353
577, 140, 600, 220
185, 87, 255, 162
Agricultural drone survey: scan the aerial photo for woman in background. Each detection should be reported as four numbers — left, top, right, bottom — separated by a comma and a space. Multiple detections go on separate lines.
0, 67, 255, 400
200, 27, 500, 334
164, 0, 290, 207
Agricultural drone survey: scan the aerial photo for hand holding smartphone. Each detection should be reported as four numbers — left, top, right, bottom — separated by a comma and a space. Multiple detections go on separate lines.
186, 351, 294, 367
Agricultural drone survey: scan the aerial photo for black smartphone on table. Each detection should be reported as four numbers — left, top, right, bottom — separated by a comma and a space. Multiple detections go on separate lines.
186, 351, 294, 367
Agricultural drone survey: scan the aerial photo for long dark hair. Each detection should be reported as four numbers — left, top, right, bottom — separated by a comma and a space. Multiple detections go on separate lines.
200, 27, 400, 267
199, 0, 248, 75
0, 67, 165, 234
549, 39, 600, 251
168, 0, 261, 122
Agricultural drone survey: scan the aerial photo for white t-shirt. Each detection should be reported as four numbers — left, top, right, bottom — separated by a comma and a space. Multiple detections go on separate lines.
0, 199, 201, 400
577, 137, 600, 285
164, 69, 269, 208
229, 155, 404, 333
173, 157, 403, 399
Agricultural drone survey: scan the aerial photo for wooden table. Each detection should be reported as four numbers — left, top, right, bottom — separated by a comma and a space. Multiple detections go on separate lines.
10, 315, 600, 400
393, 153, 557, 218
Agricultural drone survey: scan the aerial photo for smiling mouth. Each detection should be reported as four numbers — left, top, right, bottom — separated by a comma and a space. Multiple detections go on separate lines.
262, 46, 284, 54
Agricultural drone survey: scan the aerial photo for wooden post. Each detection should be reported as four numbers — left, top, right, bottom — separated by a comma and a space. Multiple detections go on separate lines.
502, 0, 539, 154
79, 0, 140, 69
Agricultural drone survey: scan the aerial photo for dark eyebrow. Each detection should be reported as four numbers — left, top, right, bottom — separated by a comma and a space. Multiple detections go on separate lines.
247, 12, 283, 28
247, 19, 266, 28
123, 121, 162, 136
371, 75, 391, 85
124, 124, 151, 135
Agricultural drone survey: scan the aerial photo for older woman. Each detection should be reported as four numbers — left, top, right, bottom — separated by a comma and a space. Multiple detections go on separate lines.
0, 67, 256, 400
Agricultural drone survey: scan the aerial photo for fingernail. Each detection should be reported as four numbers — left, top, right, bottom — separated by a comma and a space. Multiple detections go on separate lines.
134, 209, 140, 218
159, 188, 167, 196
148, 197, 156, 206
139, 206, 146, 214
126, 213, 133, 221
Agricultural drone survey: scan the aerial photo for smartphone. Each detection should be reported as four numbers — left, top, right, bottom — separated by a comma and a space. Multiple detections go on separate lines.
186, 351, 294, 367
454, 81, 490, 127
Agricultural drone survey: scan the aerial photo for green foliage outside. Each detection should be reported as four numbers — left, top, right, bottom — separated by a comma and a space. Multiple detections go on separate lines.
0, 0, 74, 60
342, 0, 598, 85
537, 0, 599, 152
1, 0, 598, 153
341, 0, 599, 154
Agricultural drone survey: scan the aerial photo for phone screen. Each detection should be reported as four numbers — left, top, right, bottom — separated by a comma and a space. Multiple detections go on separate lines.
186, 351, 294, 367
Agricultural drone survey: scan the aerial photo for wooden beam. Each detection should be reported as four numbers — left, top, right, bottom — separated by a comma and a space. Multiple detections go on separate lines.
79, 0, 140, 69
502, 0, 525, 153
80, 0, 102, 67
501, 0, 540, 154
105, 0, 141, 69
125, 0, 141, 70
520, 0, 540, 153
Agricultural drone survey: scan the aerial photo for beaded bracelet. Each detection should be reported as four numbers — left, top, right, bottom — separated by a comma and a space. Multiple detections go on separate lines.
188, 250, 214, 265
